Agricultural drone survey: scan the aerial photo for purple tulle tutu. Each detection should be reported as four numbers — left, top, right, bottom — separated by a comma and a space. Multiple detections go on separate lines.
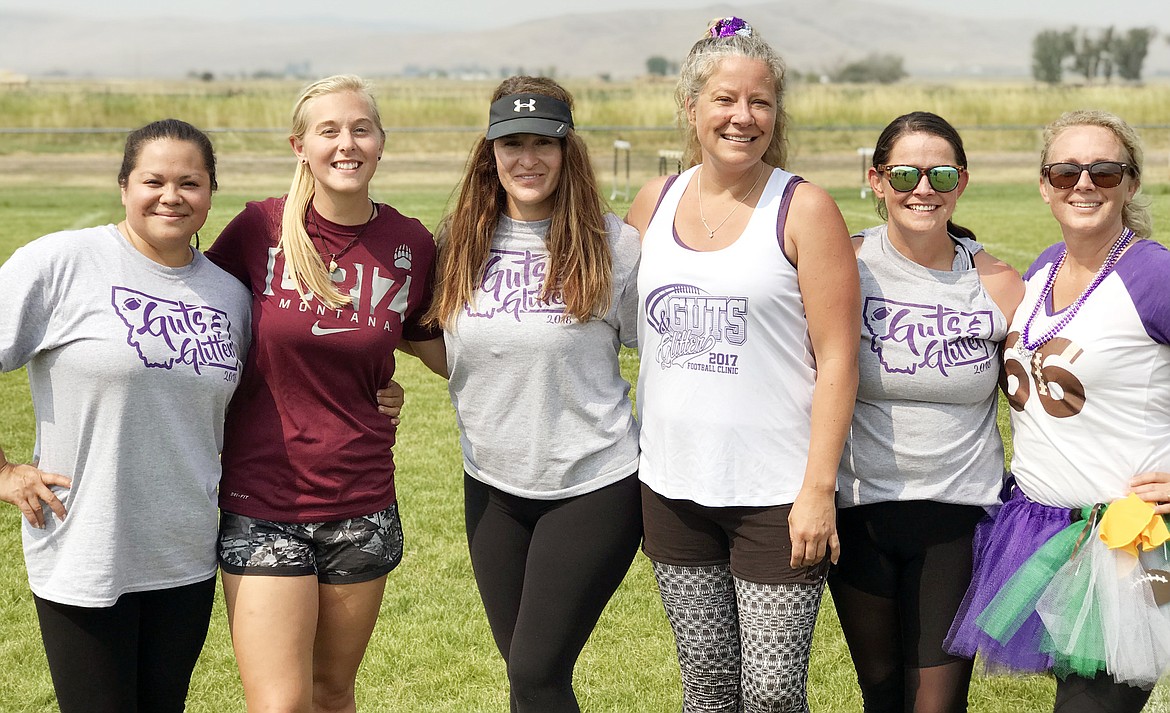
944, 488, 1075, 673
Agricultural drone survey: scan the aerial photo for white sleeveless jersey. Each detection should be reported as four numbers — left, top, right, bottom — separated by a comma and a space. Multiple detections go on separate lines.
637, 165, 815, 506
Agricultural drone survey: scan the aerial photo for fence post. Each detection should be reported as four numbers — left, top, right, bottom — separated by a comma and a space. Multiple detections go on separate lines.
657, 149, 683, 176
611, 140, 632, 201
858, 147, 874, 198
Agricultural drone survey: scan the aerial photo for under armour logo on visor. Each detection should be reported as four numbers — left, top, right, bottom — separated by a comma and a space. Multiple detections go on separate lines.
514, 99, 537, 112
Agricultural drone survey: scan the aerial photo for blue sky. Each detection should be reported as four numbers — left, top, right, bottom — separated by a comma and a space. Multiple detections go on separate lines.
6, 0, 1166, 31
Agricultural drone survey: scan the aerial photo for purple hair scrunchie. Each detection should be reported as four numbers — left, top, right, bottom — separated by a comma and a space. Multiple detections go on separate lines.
710, 17, 753, 38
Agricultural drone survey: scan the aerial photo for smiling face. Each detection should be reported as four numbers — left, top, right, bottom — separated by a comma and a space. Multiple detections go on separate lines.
119, 138, 212, 266
291, 90, 385, 204
1039, 124, 1137, 241
688, 55, 776, 171
493, 132, 564, 221
871, 132, 968, 243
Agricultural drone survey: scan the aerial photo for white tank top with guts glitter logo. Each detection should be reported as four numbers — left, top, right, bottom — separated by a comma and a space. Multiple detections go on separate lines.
636, 165, 815, 507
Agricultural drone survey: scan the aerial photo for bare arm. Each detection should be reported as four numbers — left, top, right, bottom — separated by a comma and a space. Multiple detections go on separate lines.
625, 175, 671, 238
0, 445, 71, 528
399, 337, 448, 379
377, 337, 449, 423
973, 249, 1025, 324
784, 183, 861, 568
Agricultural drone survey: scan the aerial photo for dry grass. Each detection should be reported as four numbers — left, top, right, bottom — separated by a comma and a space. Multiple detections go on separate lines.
4, 77, 1169, 168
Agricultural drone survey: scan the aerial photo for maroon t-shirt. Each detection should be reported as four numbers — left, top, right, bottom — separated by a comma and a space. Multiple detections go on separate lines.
206, 197, 438, 522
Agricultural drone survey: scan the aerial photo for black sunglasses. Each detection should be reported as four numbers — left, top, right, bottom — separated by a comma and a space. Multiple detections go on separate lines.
1041, 161, 1135, 190
877, 164, 964, 193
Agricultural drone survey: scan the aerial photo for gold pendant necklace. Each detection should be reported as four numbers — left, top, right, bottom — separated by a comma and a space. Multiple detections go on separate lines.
308, 199, 377, 273
697, 164, 767, 239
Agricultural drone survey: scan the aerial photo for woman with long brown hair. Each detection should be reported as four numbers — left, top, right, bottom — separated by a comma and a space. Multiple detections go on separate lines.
427, 75, 642, 712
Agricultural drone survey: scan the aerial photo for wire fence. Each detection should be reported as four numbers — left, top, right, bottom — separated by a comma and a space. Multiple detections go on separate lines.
3, 124, 1169, 193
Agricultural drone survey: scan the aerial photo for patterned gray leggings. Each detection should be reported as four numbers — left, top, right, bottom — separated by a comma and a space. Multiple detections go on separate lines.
653, 561, 824, 713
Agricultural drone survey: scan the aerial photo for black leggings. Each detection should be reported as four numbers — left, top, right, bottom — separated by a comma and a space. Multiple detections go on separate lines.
829, 501, 985, 713
1054, 672, 1152, 713
464, 473, 642, 713
33, 576, 216, 713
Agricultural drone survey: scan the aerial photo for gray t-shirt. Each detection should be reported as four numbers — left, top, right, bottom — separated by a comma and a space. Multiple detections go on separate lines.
838, 225, 1007, 508
0, 225, 251, 606
445, 213, 640, 499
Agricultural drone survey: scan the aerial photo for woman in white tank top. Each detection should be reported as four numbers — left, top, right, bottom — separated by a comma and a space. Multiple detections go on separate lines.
626, 16, 859, 712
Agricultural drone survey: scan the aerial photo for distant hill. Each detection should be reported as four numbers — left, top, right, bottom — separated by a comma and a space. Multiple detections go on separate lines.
1, 1, 1167, 79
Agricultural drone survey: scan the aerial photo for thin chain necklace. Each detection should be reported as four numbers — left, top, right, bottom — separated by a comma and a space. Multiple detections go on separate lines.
697, 164, 767, 239
308, 199, 377, 273
1018, 227, 1133, 359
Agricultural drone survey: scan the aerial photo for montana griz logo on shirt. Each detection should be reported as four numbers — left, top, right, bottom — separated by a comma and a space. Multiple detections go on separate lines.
261, 245, 415, 332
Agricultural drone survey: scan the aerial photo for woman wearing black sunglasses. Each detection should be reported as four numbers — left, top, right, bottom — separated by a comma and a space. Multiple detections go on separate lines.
948, 110, 1170, 712
831, 111, 1024, 713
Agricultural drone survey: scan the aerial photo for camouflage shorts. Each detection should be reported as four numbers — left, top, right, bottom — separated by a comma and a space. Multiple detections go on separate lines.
217, 504, 403, 584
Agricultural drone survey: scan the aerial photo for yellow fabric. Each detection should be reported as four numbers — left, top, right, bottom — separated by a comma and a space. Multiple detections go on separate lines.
1099, 493, 1170, 557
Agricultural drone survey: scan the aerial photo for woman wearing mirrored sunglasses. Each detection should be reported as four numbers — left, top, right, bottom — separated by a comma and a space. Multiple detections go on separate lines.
947, 110, 1170, 713
831, 111, 1024, 713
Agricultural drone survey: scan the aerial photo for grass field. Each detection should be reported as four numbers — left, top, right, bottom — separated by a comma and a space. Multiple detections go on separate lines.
2, 78, 1170, 712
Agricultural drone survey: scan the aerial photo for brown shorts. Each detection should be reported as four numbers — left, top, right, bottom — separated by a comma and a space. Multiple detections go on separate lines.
641, 483, 829, 585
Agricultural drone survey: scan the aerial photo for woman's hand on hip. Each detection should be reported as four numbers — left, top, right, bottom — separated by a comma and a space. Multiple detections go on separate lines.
0, 460, 71, 528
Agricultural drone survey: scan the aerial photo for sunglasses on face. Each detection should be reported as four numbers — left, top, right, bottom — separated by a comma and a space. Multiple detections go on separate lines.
877, 164, 964, 193
1041, 161, 1134, 190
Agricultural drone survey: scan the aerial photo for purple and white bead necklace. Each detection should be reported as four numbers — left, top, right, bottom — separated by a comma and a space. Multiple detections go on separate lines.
1017, 227, 1134, 359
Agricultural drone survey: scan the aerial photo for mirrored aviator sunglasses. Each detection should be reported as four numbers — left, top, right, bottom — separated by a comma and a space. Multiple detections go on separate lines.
1042, 161, 1130, 190
879, 164, 963, 193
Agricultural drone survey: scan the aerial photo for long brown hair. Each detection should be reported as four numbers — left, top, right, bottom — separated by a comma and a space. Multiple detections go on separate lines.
426, 76, 611, 328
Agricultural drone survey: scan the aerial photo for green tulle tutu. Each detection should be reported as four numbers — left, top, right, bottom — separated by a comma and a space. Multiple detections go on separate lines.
973, 505, 1170, 688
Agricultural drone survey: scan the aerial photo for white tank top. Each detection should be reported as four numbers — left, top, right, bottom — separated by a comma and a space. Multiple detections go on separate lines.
637, 165, 815, 506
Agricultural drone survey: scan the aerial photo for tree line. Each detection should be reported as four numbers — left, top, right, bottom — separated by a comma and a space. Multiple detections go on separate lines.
1033, 27, 1159, 84
646, 26, 1160, 85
